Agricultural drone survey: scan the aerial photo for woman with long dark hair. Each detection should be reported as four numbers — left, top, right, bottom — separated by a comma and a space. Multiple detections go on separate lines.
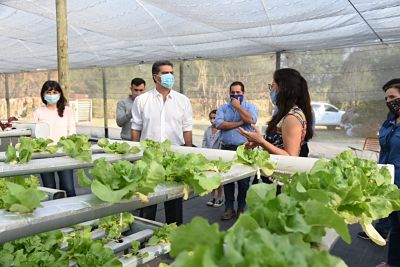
33, 80, 76, 197
239, 68, 313, 156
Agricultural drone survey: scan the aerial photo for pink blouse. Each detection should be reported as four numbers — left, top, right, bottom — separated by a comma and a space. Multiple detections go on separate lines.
33, 106, 76, 143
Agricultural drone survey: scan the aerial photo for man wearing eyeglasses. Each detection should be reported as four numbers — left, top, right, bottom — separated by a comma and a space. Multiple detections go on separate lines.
215, 81, 258, 220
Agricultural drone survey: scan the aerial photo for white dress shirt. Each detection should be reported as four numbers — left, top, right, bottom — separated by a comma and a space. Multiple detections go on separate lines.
131, 88, 193, 145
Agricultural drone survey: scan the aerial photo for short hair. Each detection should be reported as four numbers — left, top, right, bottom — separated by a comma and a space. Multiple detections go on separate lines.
152, 60, 173, 82
382, 79, 400, 92
131, 78, 146, 87
229, 81, 245, 93
209, 109, 217, 117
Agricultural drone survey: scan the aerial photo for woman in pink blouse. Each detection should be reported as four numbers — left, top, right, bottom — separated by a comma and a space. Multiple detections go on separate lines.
33, 81, 76, 197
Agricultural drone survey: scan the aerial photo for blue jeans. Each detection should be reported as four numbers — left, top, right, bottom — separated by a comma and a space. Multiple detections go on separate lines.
41, 170, 76, 197
388, 211, 400, 266
221, 144, 251, 210
223, 177, 250, 210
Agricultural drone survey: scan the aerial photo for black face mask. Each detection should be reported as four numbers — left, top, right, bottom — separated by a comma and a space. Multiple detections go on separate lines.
386, 98, 400, 114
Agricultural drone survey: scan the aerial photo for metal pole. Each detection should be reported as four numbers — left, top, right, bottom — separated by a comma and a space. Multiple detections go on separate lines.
5, 74, 10, 118
55, 0, 70, 98
179, 61, 184, 94
102, 68, 109, 138
275, 51, 281, 70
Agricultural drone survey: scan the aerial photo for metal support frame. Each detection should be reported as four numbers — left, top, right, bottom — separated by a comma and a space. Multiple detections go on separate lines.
4, 73, 10, 118
179, 61, 184, 94
102, 68, 109, 138
275, 51, 281, 70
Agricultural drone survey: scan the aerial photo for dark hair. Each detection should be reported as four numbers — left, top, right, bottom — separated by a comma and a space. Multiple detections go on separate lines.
229, 81, 245, 93
152, 60, 173, 83
266, 68, 313, 142
382, 79, 400, 92
209, 109, 217, 118
131, 78, 146, 87
40, 80, 67, 117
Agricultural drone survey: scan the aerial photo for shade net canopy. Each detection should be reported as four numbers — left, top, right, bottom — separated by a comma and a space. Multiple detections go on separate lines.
1, 0, 400, 73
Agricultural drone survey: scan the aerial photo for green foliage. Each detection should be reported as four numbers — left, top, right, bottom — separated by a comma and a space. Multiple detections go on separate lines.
169, 150, 400, 264
146, 223, 178, 247
98, 138, 141, 155
58, 134, 92, 162
169, 216, 346, 267
283, 150, 400, 226
0, 175, 46, 213
0, 220, 139, 266
96, 212, 135, 241
124, 240, 149, 259
163, 151, 224, 198
66, 226, 122, 267
140, 139, 172, 151
77, 157, 164, 203
210, 158, 233, 173
80, 139, 232, 204
5, 137, 58, 164
0, 230, 68, 267
246, 184, 350, 244
235, 145, 276, 179
170, 217, 223, 259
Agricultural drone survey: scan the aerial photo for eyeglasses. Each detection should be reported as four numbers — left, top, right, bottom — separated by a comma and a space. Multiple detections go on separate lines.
268, 82, 278, 92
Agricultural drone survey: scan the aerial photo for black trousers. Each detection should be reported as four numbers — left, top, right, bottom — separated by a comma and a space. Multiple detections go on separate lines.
41, 170, 76, 197
139, 197, 183, 225
299, 142, 309, 157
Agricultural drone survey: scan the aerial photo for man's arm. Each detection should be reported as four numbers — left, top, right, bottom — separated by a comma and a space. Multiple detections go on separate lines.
182, 98, 193, 147
183, 131, 192, 146
131, 129, 141, 142
215, 106, 244, 130
116, 101, 131, 127
231, 98, 255, 124
217, 120, 244, 130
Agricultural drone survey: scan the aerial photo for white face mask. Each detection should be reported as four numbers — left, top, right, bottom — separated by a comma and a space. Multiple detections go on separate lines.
44, 94, 60, 104
160, 73, 175, 89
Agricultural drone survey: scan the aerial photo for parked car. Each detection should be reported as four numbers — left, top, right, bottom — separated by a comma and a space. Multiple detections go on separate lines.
311, 102, 345, 130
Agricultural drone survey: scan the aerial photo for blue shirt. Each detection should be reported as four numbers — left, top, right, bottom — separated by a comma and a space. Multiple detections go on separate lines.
215, 101, 258, 146
379, 113, 400, 187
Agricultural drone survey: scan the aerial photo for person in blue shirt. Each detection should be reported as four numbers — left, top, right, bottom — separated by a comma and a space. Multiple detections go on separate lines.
375, 79, 400, 267
215, 81, 258, 220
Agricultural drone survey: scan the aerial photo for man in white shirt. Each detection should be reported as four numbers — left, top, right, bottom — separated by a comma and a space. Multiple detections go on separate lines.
131, 60, 193, 224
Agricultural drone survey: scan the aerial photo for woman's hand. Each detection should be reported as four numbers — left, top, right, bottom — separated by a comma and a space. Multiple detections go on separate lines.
244, 141, 258, 149
238, 125, 264, 144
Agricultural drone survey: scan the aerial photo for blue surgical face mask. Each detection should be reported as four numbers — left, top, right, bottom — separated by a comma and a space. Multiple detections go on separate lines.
160, 73, 175, 89
230, 94, 244, 103
270, 90, 278, 105
44, 94, 60, 104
